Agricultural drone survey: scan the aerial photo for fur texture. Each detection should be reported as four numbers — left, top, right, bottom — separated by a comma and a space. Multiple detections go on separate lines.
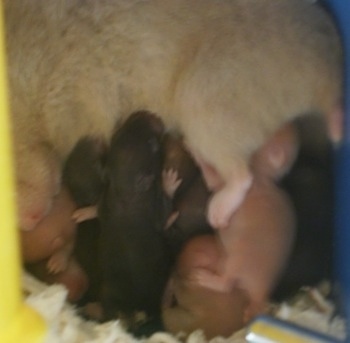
5, 0, 342, 230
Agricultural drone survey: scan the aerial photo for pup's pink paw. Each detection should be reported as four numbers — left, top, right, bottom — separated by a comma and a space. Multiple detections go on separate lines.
47, 250, 69, 274
189, 268, 231, 293
162, 168, 182, 198
72, 206, 98, 223
208, 173, 253, 229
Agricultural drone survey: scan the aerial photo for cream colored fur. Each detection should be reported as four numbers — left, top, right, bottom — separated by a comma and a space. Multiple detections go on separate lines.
5, 0, 342, 228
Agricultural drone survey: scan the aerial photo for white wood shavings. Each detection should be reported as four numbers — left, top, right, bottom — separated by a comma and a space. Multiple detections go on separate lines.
275, 304, 346, 341
273, 285, 346, 341
210, 329, 247, 343
22, 272, 346, 343
22, 271, 140, 343
147, 332, 182, 343
186, 331, 208, 343
307, 287, 334, 314
23, 271, 52, 295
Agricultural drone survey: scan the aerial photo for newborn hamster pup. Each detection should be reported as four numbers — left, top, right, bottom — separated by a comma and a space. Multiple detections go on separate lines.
21, 187, 77, 271
22, 187, 88, 301
162, 134, 211, 255
163, 234, 249, 339
184, 123, 299, 319
166, 176, 213, 256
98, 111, 172, 321
6, 0, 342, 232
164, 179, 295, 334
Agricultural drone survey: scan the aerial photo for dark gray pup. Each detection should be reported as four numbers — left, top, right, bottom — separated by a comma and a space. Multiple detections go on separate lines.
98, 111, 171, 322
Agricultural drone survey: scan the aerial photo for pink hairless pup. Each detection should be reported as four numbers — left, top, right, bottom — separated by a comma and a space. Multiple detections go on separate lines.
22, 187, 88, 302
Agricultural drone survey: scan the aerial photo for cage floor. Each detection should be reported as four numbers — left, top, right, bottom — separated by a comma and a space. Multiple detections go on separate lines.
23, 272, 345, 343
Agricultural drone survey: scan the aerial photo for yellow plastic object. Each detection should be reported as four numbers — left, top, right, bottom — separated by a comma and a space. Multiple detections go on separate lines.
246, 315, 343, 343
0, 1, 47, 342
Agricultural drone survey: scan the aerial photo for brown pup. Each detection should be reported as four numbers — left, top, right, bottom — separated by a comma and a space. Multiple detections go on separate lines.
162, 134, 211, 255
163, 123, 298, 336
163, 234, 249, 339
163, 183, 295, 337
190, 124, 299, 318
6, 0, 342, 233
165, 176, 213, 257
192, 123, 300, 293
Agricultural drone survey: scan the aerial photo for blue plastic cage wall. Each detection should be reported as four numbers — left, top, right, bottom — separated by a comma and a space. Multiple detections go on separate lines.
323, 0, 350, 340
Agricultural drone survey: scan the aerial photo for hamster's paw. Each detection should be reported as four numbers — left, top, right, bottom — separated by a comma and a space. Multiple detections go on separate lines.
189, 268, 231, 293
162, 168, 182, 198
207, 171, 252, 229
72, 205, 98, 223
47, 251, 69, 274
164, 211, 180, 230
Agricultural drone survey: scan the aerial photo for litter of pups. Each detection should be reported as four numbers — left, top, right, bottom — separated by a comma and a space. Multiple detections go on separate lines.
6, 0, 345, 340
